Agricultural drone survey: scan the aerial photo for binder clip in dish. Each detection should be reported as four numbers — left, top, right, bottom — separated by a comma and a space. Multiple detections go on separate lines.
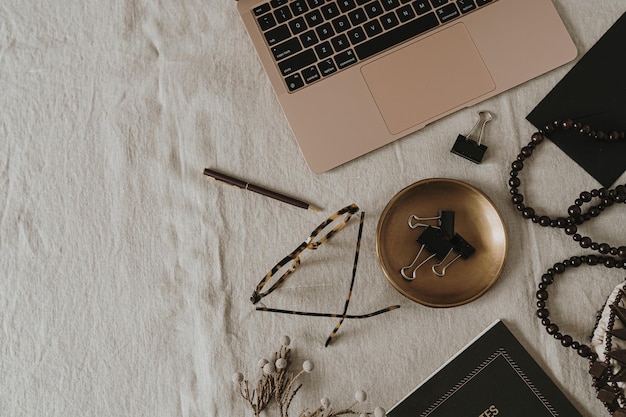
401, 227, 453, 281
431, 233, 476, 277
451, 111, 493, 164
407, 210, 455, 238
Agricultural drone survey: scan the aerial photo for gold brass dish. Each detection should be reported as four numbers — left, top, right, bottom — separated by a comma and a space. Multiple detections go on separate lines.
376, 178, 507, 307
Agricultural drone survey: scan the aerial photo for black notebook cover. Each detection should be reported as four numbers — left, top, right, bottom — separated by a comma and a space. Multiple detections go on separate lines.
526, 12, 626, 188
387, 320, 582, 417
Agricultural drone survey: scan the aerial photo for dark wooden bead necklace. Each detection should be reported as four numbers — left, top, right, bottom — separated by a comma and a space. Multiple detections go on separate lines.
536, 255, 626, 415
509, 119, 626, 258
566, 185, 626, 257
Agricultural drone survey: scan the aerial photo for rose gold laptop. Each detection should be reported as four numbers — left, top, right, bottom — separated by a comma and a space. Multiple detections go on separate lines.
237, 0, 576, 173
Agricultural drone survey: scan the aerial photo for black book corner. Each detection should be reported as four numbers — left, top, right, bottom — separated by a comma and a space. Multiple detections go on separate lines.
387, 320, 583, 417
527, 12, 626, 188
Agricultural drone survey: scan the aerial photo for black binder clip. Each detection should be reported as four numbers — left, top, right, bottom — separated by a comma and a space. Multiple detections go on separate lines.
451, 111, 493, 164
431, 233, 476, 277
407, 210, 455, 238
401, 227, 453, 281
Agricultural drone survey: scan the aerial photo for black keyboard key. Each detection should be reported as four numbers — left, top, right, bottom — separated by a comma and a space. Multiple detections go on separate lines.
302, 65, 322, 83
274, 5, 293, 23
316, 22, 335, 40
457, 0, 476, 13
321, 3, 341, 19
300, 30, 320, 47
348, 8, 368, 25
364, 19, 383, 37
338, 0, 357, 12
347, 26, 366, 44
305, 9, 324, 26
271, 38, 303, 60
315, 41, 334, 58
265, 24, 291, 45
356, 0, 369, 4
253, 3, 271, 16
318, 58, 338, 76
257, 13, 277, 31
475, 0, 491, 5
364, 1, 384, 18
355, 12, 439, 60
278, 49, 317, 75
436, 3, 459, 22
430, 0, 447, 6
290, 0, 309, 15
331, 34, 350, 51
412, 0, 432, 14
382, 0, 400, 11
335, 49, 357, 69
307, 0, 325, 7
397, 4, 416, 21
285, 72, 305, 91
271, 0, 289, 7
381, 12, 400, 29
332, 15, 351, 33
289, 17, 308, 34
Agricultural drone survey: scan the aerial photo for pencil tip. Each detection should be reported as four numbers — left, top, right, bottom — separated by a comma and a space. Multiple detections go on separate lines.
308, 204, 322, 212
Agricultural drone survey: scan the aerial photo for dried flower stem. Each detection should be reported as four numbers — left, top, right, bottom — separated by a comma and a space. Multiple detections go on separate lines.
284, 383, 302, 417
297, 400, 367, 417
233, 337, 382, 417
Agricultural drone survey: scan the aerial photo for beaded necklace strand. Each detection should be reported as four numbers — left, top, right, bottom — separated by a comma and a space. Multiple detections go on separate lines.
513, 119, 626, 415
536, 256, 626, 416
508, 119, 626, 258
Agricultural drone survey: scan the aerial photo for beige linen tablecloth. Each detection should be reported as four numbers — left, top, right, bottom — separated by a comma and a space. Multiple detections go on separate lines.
2, 1, 626, 416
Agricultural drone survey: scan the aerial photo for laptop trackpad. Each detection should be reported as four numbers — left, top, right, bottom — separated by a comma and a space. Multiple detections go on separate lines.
361, 23, 495, 135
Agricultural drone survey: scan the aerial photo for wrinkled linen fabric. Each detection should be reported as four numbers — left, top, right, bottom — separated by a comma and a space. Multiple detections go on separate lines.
1, 2, 625, 416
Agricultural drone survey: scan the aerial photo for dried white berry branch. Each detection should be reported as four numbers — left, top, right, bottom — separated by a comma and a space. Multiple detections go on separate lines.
232, 336, 387, 417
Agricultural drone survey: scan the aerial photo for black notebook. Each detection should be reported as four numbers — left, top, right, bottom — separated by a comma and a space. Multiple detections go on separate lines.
387, 320, 582, 417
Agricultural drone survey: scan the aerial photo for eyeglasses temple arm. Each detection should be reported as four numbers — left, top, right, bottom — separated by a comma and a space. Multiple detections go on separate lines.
326, 211, 366, 346
255, 305, 400, 319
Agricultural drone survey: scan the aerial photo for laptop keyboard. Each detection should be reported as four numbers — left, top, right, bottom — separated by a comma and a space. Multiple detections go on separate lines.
253, 0, 497, 92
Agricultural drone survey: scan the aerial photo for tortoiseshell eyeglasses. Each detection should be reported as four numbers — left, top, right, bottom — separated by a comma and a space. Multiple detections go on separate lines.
251, 203, 400, 347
